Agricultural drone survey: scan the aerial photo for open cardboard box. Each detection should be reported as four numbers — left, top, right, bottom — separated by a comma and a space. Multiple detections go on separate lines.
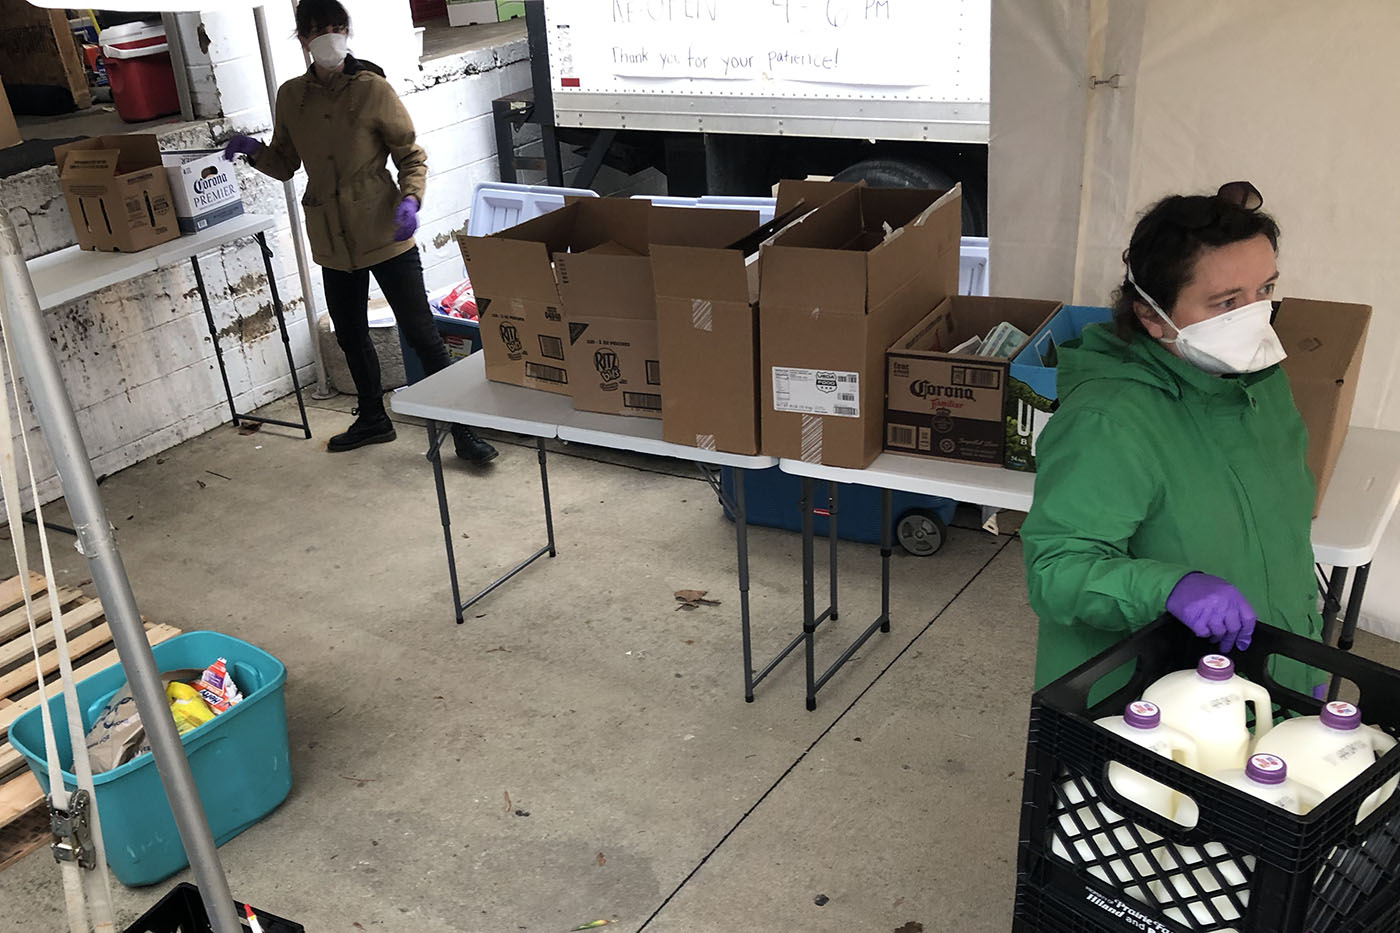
758, 184, 963, 468
460, 197, 652, 396
651, 179, 856, 454
885, 296, 1062, 465
557, 204, 761, 419
54, 134, 179, 252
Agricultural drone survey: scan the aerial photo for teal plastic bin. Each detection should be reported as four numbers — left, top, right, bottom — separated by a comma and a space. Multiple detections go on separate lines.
7, 631, 290, 886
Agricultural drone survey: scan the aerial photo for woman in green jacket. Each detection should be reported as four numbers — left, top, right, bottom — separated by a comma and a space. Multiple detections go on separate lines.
224, 0, 496, 463
1021, 181, 1321, 697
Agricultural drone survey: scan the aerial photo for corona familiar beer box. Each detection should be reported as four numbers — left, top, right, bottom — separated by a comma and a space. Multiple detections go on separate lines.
162, 150, 245, 235
885, 296, 1060, 466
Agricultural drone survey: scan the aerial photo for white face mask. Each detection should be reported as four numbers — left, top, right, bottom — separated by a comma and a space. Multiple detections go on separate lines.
1127, 268, 1287, 375
308, 32, 348, 70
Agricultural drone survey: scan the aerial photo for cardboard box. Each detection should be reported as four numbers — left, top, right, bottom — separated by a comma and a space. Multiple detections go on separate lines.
461, 197, 652, 395
161, 150, 245, 234
447, 0, 498, 25
559, 204, 761, 419
886, 296, 1062, 465
1003, 304, 1113, 471
54, 135, 178, 252
1275, 297, 1372, 515
652, 180, 856, 454
759, 184, 963, 468
0, 76, 20, 149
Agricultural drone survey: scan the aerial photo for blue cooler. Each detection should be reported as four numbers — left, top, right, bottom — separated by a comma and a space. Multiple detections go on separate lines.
721, 466, 958, 556
401, 312, 482, 384
8, 631, 290, 887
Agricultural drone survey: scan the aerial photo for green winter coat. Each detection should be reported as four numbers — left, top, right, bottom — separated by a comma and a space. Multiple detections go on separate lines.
1020, 323, 1321, 697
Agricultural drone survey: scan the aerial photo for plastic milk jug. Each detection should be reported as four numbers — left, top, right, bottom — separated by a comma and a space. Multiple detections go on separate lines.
1049, 702, 1198, 903
1156, 755, 1316, 932
1095, 700, 1201, 821
1142, 655, 1273, 774
1253, 701, 1399, 823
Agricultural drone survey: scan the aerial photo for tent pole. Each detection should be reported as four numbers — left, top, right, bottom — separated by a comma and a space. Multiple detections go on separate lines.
0, 215, 244, 933
254, 3, 333, 399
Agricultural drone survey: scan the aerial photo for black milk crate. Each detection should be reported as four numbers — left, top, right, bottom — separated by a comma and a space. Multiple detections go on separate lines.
123, 882, 304, 933
1014, 617, 1400, 933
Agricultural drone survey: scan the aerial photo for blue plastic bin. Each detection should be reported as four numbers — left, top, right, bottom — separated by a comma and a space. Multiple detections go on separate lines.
720, 466, 957, 554
8, 631, 290, 887
401, 312, 482, 384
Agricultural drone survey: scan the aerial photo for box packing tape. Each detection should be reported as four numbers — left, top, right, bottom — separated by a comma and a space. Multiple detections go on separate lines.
695, 434, 717, 451
691, 298, 714, 332
800, 414, 823, 463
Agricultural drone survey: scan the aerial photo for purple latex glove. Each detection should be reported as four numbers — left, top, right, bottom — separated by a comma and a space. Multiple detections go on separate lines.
1166, 572, 1257, 653
222, 135, 261, 161
393, 197, 419, 241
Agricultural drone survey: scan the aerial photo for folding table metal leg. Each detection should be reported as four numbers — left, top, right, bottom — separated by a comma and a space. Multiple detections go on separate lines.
1338, 563, 1371, 652
1319, 564, 1348, 647
802, 476, 819, 710
192, 254, 240, 427
426, 425, 557, 624
880, 488, 893, 634
701, 465, 801, 702
256, 232, 312, 437
827, 483, 839, 621
427, 420, 465, 624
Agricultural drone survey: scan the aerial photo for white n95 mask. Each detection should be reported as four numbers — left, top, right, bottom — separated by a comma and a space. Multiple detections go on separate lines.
1127, 269, 1287, 375
309, 32, 348, 69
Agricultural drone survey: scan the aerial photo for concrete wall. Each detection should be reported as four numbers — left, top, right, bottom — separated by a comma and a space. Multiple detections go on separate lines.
3, 7, 530, 512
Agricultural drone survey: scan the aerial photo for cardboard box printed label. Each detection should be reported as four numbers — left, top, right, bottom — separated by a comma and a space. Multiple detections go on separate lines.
885, 296, 1061, 466
772, 368, 861, 417
162, 151, 245, 234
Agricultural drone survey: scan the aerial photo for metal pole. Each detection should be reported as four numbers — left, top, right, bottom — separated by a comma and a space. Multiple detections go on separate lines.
0, 216, 243, 933
161, 13, 196, 123
253, 4, 332, 399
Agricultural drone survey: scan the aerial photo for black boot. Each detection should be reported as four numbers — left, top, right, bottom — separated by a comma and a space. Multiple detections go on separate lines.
327, 407, 397, 452
453, 424, 498, 465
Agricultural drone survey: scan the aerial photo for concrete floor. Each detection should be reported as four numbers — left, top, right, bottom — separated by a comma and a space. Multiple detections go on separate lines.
2, 392, 1397, 932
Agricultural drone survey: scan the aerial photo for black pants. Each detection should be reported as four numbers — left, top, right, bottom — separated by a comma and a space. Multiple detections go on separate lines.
322, 247, 449, 415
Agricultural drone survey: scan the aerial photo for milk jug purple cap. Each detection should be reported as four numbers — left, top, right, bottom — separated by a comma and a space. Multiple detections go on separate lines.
1197, 654, 1234, 682
1320, 701, 1362, 731
1123, 700, 1161, 729
1246, 753, 1288, 785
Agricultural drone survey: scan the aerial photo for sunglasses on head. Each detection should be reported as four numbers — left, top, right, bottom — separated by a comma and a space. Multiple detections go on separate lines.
1159, 180, 1264, 230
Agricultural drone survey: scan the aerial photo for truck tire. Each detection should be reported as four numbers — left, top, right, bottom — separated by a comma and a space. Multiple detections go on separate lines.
832, 158, 987, 237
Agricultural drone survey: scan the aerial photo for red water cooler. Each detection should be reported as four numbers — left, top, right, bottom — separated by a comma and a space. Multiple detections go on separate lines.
100, 21, 180, 122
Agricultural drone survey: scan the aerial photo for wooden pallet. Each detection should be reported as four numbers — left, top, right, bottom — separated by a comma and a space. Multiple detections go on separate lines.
0, 572, 182, 873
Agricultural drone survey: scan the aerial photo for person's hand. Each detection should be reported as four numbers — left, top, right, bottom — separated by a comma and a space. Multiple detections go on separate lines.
393, 197, 419, 241
222, 135, 261, 161
1167, 572, 1257, 652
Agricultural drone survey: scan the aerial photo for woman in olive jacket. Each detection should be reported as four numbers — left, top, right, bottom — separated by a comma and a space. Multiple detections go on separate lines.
225, 0, 495, 463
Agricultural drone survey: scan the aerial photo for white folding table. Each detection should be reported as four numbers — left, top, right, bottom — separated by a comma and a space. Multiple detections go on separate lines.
779, 426, 1400, 710
1311, 428, 1400, 674
393, 353, 798, 701
26, 212, 311, 439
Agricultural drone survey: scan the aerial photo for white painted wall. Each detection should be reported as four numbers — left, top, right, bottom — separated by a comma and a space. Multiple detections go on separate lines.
4, 7, 531, 511
990, 0, 1400, 637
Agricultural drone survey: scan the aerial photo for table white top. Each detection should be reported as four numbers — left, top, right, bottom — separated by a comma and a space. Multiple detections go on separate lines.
1311, 427, 1400, 567
558, 412, 777, 470
779, 452, 1037, 513
393, 353, 780, 468
27, 212, 277, 310
390, 352, 566, 438
779, 427, 1400, 569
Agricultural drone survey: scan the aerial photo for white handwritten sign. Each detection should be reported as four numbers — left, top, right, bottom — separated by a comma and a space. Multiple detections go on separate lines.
551, 0, 985, 92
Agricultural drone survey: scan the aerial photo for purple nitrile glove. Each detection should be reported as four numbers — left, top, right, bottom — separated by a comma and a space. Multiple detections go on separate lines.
393, 196, 419, 241
1166, 572, 1258, 653
222, 134, 261, 161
